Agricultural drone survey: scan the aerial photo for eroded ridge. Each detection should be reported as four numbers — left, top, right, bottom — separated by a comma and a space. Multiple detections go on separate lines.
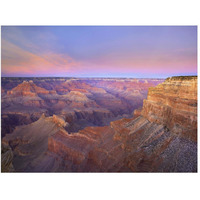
1, 76, 197, 172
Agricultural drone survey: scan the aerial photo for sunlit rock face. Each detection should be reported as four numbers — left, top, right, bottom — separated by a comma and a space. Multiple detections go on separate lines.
1, 76, 196, 172
142, 76, 197, 141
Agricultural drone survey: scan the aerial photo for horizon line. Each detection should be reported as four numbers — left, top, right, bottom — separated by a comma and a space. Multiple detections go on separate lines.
1, 75, 197, 79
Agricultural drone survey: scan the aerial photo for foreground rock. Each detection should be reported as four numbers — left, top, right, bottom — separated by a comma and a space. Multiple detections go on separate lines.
1, 144, 15, 172
2, 114, 68, 171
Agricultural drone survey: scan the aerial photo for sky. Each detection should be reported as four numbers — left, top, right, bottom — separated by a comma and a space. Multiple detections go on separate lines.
1, 26, 197, 78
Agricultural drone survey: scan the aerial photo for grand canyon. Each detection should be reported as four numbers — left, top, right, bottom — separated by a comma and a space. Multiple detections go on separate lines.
1, 26, 197, 173
1, 76, 197, 172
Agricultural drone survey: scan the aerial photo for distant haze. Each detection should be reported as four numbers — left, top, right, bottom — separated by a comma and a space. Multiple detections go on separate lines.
1, 26, 197, 78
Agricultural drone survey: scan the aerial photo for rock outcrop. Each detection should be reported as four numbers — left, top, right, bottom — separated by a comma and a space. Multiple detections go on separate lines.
142, 76, 197, 141
133, 108, 142, 117
1, 144, 15, 172
2, 114, 68, 172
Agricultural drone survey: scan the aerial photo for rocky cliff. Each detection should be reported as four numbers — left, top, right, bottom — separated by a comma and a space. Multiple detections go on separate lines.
142, 76, 197, 141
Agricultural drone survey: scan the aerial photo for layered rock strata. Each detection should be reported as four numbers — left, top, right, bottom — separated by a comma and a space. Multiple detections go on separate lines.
2, 78, 162, 136
1, 76, 197, 172
142, 76, 197, 141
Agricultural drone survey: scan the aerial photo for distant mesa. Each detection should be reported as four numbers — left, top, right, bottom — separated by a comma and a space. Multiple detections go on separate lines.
7, 80, 56, 97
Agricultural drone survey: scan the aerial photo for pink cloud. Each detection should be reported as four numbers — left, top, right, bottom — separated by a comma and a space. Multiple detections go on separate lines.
1, 36, 197, 77
2, 39, 81, 76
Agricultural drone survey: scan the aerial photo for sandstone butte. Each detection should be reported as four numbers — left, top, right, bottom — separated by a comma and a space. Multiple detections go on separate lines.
7, 80, 56, 97
1, 76, 197, 172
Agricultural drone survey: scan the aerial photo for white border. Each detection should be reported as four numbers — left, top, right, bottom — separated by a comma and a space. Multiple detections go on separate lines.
0, 1, 199, 200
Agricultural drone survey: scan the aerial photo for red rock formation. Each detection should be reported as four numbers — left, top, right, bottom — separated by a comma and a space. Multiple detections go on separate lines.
141, 76, 197, 141
133, 108, 142, 117
7, 80, 55, 97
2, 78, 163, 137
1, 76, 196, 172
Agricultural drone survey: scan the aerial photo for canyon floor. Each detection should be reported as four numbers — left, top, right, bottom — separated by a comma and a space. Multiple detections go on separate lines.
1, 77, 197, 172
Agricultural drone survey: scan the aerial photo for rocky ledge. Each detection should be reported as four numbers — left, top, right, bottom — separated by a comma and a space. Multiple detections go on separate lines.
141, 76, 197, 141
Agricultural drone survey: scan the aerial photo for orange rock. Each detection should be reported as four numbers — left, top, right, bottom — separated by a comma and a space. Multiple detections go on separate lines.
141, 76, 197, 141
